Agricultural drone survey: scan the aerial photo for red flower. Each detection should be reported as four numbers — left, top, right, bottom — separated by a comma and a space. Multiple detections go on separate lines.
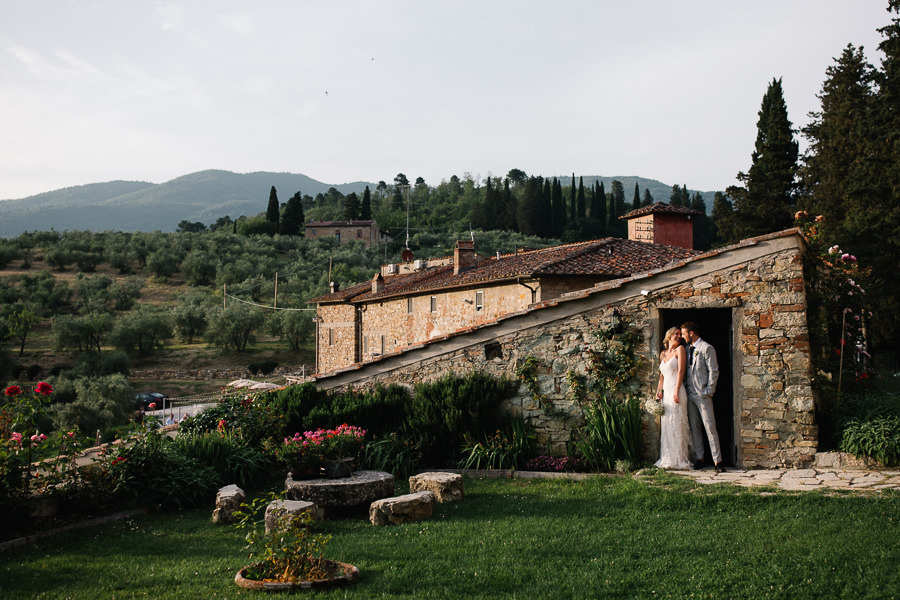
35, 382, 53, 396
4, 386, 22, 396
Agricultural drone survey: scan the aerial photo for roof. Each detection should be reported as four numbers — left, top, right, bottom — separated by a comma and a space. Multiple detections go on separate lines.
310, 237, 701, 304
620, 202, 702, 220
306, 220, 377, 227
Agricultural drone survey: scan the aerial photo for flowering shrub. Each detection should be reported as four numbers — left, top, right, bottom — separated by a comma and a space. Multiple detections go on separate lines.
525, 455, 584, 472
1, 382, 54, 501
278, 425, 366, 473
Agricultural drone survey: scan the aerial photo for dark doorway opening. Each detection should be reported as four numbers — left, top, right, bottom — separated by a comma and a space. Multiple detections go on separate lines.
660, 308, 735, 466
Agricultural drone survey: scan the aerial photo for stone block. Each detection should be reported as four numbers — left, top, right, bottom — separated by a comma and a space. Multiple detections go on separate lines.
369, 491, 435, 526
212, 484, 245, 524
409, 471, 464, 503
265, 499, 319, 534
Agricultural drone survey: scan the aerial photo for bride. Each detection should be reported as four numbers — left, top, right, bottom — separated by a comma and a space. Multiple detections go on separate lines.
654, 327, 692, 469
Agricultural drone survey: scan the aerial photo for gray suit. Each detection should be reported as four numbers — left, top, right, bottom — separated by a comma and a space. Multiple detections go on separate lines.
684, 337, 722, 465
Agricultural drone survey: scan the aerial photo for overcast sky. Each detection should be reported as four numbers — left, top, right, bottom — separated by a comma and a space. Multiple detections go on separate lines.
0, 1, 890, 200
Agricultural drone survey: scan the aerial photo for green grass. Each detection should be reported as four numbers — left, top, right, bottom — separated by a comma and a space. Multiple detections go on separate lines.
1, 473, 898, 599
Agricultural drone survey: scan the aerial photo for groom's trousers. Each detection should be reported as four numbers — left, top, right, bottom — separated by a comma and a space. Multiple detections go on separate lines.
687, 393, 723, 465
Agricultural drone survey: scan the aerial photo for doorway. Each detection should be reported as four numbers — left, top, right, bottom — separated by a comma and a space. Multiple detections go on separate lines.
660, 308, 736, 466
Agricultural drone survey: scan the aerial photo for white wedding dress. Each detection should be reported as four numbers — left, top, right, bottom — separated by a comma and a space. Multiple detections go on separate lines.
654, 355, 692, 470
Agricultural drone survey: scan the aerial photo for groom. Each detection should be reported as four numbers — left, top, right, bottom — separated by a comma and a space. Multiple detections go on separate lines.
680, 321, 724, 473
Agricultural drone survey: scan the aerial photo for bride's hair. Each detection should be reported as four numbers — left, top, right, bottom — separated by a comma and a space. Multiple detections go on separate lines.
663, 327, 680, 349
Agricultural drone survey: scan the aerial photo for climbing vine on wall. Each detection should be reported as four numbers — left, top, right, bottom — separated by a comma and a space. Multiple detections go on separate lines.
515, 356, 568, 419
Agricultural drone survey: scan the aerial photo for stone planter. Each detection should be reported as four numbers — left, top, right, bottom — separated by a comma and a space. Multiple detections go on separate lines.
234, 560, 360, 591
321, 457, 355, 479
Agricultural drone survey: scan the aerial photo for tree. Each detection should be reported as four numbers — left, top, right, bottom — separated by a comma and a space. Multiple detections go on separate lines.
552, 178, 566, 237
344, 192, 361, 221
280, 192, 305, 236
172, 292, 210, 344
109, 306, 172, 357
592, 181, 607, 227
267, 310, 314, 351
5, 304, 38, 356
266, 186, 280, 227
576, 177, 586, 219
726, 78, 799, 242
507, 169, 527, 187
177, 220, 206, 233
642, 189, 654, 207
205, 304, 266, 352
631, 183, 641, 211
712, 192, 735, 246
360, 186, 372, 220
609, 180, 626, 236
516, 176, 545, 236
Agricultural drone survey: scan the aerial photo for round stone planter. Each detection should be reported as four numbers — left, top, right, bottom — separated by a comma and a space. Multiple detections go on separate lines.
234, 560, 360, 591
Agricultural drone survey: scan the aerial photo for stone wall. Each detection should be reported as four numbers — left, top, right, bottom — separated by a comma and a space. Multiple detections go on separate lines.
311, 232, 815, 469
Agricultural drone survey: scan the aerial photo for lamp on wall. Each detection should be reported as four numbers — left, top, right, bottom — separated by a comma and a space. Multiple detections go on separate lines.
610, 308, 621, 333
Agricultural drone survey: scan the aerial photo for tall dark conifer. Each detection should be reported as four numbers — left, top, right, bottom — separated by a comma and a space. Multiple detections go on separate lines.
517, 176, 544, 236
266, 186, 280, 226
360, 186, 372, 220
568, 173, 577, 221
726, 78, 799, 241
552, 177, 566, 237
632, 183, 641, 211
577, 176, 586, 219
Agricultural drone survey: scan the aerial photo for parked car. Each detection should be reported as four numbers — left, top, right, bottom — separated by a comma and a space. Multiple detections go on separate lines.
134, 392, 170, 410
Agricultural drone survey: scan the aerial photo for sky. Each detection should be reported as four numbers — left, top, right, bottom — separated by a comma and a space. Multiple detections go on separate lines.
0, 1, 891, 200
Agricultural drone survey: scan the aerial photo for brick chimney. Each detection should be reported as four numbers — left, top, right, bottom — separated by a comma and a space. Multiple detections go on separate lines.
372, 272, 384, 294
454, 240, 476, 274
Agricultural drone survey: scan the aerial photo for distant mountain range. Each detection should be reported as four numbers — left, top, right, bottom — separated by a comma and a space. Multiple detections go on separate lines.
0, 170, 720, 237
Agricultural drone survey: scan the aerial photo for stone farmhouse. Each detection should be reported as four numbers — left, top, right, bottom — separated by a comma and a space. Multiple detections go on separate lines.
308, 204, 815, 469
304, 219, 392, 249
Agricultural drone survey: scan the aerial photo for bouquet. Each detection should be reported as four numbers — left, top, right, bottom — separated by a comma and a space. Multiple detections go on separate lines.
645, 396, 664, 416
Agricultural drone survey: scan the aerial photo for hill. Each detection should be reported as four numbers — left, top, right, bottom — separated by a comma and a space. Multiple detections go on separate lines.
0, 170, 372, 237
0, 169, 721, 238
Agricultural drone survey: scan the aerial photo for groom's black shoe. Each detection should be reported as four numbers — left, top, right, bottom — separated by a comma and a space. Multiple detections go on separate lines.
714, 463, 726, 473
692, 460, 704, 471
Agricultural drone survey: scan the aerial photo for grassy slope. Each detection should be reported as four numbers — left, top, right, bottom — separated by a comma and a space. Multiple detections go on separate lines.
1, 474, 897, 599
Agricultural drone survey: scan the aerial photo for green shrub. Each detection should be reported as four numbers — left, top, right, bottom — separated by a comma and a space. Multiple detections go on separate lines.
458, 414, 535, 470
302, 385, 409, 436
360, 432, 424, 479
177, 392, 283, 447
106, 429, 219, 509
248, 360, 279, 375
839, 415, 900, 466
573, 393, 642, 472
170, 432, 274, 488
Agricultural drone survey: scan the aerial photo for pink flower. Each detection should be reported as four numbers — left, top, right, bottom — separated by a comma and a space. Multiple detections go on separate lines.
4, 386, 22, 397
67, 431, 75, 438
148, 402, 156, 410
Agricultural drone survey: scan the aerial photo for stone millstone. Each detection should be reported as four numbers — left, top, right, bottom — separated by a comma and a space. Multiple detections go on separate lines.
409, 471, 464, 503
285, 470, 394, 508
369, 491, 435, 525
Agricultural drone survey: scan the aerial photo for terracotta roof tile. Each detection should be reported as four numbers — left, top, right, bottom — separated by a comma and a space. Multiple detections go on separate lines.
310, 237, 700, 304
621, 202, 702, 220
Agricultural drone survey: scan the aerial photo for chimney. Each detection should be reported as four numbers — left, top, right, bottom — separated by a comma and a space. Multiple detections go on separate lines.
372, 273, 384, 294
329, 281, 340, 294
454, 240, 476, 274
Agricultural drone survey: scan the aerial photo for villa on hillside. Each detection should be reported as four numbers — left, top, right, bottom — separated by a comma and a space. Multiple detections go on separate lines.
304, 219, 392, 249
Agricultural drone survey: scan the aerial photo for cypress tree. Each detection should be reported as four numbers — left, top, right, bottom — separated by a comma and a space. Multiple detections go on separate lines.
343, 192, 360, 220
551, 177, 565, 237
568, 173, 577, 221
632, 182, 641, 211
361, 186, 372, 220
596, 181, 607, 228
642, 189, 654, 206
280, 191, 305, 236
266, 186, 280, 226
726, 78, 799, 241
542, 178, 553, 237
577, 176, 586, 219
517, 176, 544, 236
610, 180, 626, 236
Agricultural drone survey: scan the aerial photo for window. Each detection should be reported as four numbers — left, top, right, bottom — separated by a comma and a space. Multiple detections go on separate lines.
407, 297, 413, 314
475, 290, 484, 311
328, 328, 333, 346
380, 335, 385, 354
430, 296, 437, 313
484, 342, 503, 360
357, 229, 362, 238
312, 229, 317, 235
335, 231, 341, 243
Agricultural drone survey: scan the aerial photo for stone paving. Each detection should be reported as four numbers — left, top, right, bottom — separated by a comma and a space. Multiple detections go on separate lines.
674, 466, 900, 492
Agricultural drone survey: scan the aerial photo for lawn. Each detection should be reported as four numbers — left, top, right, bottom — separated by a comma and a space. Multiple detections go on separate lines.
1, 472, 898, 599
